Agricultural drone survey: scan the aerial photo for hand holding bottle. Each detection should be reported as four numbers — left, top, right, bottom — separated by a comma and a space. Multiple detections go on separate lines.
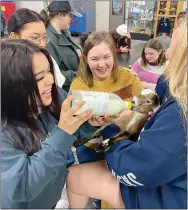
113, 109, 153, 125
112, 109, 133, 125
88, 115, 110, 127
58, 95, 93, 135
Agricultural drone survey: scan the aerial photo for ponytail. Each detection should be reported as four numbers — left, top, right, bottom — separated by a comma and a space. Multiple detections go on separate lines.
40, 7, 50, 26
40, 7, 63, 26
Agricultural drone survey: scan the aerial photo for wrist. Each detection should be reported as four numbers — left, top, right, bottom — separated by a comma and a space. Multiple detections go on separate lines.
58, 123, 73, 135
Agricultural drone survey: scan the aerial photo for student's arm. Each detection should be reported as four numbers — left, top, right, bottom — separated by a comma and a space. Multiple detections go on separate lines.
105, 102, 187, 188
1, 126, 76, 202
131, 59, 141, 75
116, 48, 122, 53
141, 81, 156, 91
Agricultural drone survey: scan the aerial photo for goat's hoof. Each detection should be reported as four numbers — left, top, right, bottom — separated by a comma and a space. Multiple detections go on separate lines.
73, 140, 86, 148
95, 145, 106, 153
73, 141, 80, 148
95, 139, 110, 153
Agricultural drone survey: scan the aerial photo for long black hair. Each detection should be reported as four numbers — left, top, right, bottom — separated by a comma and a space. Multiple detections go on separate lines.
7, 8, 44, 34
1, 39, 61, 155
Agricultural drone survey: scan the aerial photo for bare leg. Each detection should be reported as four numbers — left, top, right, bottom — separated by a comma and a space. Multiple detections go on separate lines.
66, 161, 125, 208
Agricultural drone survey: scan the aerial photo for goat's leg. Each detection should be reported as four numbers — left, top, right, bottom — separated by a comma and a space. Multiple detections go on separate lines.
73, 124, 110, 148
109, 131, 130, 143
95, 131, 130, 152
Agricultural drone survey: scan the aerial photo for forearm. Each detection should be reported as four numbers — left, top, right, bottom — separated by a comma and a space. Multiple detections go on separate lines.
2, 126, 76, 202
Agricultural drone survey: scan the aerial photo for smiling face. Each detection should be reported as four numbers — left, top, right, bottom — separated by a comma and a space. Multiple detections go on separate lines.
86, 42, 114, 81
144, 47, 162, 64
32, 52, 54, 106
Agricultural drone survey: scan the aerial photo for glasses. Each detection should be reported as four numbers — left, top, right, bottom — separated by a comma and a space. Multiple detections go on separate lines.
29, 36, 46, 45
22, 35, 46, 45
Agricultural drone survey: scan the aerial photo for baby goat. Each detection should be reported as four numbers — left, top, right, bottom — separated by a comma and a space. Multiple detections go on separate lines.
74, 89, 160, 152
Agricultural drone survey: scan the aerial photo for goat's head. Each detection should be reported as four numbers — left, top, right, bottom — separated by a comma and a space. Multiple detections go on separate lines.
131, 89, 160, 113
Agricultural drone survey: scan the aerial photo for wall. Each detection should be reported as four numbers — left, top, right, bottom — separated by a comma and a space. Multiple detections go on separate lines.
15, 1, 44, 13
15, 0, 96, 33
95, 1, 110, 31
109, 1, 126, 30
72, 0, 96, 33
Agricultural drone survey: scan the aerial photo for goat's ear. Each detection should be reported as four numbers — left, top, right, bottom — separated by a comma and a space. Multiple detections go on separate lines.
153, 94, 160, 106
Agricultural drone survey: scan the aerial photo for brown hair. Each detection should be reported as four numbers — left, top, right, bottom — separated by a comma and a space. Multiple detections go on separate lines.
40, 9, 68, 26
78, 31, 119, 88
109, 29, 123, 43
141, 39, 166, 67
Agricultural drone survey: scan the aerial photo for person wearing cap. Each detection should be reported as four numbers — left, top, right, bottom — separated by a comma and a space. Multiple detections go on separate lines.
109, 24, 131, 54
40, 1, 82, 92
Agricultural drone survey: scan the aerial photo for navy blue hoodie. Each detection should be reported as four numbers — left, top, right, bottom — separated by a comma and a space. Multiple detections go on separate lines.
105, 98, 187, 209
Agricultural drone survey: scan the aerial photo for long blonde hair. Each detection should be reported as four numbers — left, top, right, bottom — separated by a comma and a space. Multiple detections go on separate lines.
165, 17, 187, 118
78, 31, 119, 88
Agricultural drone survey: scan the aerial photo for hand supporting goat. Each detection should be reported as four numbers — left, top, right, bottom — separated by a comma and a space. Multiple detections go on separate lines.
74, 89, 160, 152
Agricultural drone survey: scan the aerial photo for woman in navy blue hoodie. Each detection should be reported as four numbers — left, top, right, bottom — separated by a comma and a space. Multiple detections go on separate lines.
66, 17, 187, 209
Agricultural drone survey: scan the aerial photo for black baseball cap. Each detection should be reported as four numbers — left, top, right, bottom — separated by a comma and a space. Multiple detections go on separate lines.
48, 1, 82, 17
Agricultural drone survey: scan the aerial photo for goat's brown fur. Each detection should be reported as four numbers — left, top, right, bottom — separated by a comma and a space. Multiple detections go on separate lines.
74, 90, 160, 152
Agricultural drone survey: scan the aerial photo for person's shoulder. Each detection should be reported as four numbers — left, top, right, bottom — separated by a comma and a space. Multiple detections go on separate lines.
57, 86, 67, 102
136, 58, 142, 64
156, 99, 184, 123
71, 76, 84, 84
46, 27, 58, 44
70, 76, 86, 90
118, 66, 138, 78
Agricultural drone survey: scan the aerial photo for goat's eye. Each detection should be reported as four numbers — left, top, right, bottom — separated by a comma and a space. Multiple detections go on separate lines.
146, 100, 151, 104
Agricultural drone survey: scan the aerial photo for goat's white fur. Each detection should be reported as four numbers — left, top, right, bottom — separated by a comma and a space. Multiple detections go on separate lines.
140, 89, 155, 95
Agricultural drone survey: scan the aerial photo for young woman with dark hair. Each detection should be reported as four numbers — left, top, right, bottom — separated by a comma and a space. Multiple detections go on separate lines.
1, 39, 96, 209
8, 8, 65, 89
